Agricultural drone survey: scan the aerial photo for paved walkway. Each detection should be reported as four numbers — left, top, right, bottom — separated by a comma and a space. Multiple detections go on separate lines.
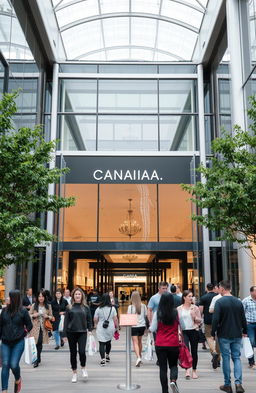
13, 331, 256, 393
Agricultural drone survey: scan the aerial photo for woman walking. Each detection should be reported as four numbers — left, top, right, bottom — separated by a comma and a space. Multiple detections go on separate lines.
0, 290, 32, 393
29, 290, 53, 368
150, 292, 180, 393
127, 291, 147, 367
51, 289, 68, 349
63, 287, 92, 383
177, 290, 201, 379
94, 293, 119, 366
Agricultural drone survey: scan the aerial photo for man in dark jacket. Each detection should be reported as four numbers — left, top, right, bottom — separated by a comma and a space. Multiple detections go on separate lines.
170, 285, 182, 308
211, 280, 247, 393
22, 288, 35, 311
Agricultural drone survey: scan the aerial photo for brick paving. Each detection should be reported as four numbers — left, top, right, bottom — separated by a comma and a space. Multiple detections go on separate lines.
12, 331, 256, 393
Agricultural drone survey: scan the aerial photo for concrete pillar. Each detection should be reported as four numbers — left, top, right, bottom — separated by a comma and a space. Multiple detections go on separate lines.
226, 0, 253, 298
4, 264, 17, 297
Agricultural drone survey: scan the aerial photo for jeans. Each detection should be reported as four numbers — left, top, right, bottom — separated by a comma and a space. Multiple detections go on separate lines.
67, 332, 87, 370
183, 329, 199, 370
155, 346, 179, 393
1, 339, 25, 391
247, 323, 256, 365
218, 337, 242, 386
53, 330, 61, 347
99, 341, 111, 359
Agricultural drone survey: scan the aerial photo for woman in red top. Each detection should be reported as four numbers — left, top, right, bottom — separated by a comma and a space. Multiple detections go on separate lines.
150, 292, 180, 393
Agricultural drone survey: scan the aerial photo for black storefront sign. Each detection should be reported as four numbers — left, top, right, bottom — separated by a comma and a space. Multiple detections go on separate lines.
63, 156, 196, 184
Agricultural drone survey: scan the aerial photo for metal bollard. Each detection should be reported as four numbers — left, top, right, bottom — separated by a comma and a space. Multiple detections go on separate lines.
117, 326, 140, 391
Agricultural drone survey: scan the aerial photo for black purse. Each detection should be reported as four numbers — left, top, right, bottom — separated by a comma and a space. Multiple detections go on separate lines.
102, 307, 112, 329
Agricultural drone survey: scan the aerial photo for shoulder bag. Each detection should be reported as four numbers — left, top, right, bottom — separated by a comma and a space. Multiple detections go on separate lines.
102, 306, 112, 329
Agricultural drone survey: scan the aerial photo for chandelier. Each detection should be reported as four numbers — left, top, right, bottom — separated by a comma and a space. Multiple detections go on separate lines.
118, 198, 142, 239
122, 254, 138, 263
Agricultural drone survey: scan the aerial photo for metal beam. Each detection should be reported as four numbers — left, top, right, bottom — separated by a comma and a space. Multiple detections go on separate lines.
60, 13, 199, 33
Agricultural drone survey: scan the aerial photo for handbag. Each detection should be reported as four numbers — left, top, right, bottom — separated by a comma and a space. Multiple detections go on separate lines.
102, 307, 112, 329
178, 333, 193, 369
114, 330, 120, 340
58, 315, 65, 332
44, 318, 53, 331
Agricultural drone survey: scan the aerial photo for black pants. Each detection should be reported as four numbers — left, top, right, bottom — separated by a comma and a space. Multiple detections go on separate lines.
67, 332, 87, 370
183, 329, 199, 370
36, 328, 43, 363
99, 341, 111, 359
155, 346, 179, 393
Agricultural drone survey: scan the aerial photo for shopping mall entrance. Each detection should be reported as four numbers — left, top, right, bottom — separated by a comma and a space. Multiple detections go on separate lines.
59, 250, 197, 301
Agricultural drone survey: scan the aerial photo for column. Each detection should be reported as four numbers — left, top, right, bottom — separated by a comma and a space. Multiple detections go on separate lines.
226, 0, 253, 298
44, 63, 59, 290
197, 64, 211, 285
5, 264, 16, 297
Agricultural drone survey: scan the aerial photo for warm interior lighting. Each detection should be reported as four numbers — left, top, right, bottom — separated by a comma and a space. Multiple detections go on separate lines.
122, 254, 138, 263
118, 198, 141, 238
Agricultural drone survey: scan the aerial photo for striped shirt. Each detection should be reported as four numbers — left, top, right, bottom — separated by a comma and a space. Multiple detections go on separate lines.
242, 296, 256, 323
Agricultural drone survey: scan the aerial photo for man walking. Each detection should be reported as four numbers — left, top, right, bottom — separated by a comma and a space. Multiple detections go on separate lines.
211, 280, 247, 393
147, 281, 169, 323
242, 286, 256, 369
199, 283, 219, 369
170, 285, 182, 308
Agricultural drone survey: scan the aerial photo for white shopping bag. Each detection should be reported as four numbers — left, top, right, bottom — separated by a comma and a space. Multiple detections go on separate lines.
143, 334, 153, 361
24, 337, 37, 365
87, 334, 97, 356
58, 315, 65, 332
242, 337, 254, 359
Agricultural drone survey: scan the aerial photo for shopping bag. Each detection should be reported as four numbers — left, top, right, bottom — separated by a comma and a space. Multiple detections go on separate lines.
58, 315, 65, 332
143, 334, 153, 361
179, 341, 193, 369
114, 330, 120, 340
242, 337, 254, 359
24, 337, 37, 365
87, 334, 97, 356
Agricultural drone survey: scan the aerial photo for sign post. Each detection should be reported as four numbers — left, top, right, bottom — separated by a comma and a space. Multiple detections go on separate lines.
117, 314, 140, 391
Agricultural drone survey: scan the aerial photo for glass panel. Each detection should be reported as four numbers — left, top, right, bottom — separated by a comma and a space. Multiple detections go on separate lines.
12, 114, 36, 130
8, 78, 38, 112
159, 80, 197, 113
204, 115, 214, 155
159, 64, 197, 73
99, 184, 157, 242
204, 82, 212, 113
58, 115, 96, 151
98, 79, 158, 113
59, 64, 98, 73
161, 0, 203, 29
63, 184, 98, 241
220, 115, 232, 135
9, 63, 38, 73
98, 115, 158, 151
160, 115, 197, 151
43, 115, 51, 143
56, 0, 99, 27
59, 79, 97, 112
99, 64, 157, 73
159, 184, 192, 242
218, 79, 231, 114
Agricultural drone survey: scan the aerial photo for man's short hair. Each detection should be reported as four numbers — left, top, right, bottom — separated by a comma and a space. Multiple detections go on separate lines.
170, 285, 176, 294
219, 280, 231, 290
158, 281, 168, 288
206, 283, 214, 291
250, 286, 256, 292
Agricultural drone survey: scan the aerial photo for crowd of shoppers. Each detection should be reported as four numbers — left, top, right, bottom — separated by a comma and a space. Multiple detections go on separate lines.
0, 280, 255, 393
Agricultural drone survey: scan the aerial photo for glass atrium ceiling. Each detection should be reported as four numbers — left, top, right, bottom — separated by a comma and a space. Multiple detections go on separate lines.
52, 0, 209, 61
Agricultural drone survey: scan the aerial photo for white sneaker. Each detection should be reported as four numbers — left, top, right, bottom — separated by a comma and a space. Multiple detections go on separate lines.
170, 382, 179, 393
100, 359, 106, 366
135, 357, 142, 367
82, 368, 88, 379
71, 373, 77, 383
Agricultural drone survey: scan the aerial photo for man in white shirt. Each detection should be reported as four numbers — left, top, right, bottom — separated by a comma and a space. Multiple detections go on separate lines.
209, 284, 222, 314
242, 286, 256, 369
63, 288, 72, 305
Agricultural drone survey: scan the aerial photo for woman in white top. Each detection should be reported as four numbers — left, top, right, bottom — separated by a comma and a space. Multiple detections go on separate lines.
127, 291, 147, 367
94, 293, 119, 366
177, 290, 201, 380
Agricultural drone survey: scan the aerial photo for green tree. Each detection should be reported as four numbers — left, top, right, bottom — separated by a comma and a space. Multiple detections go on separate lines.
0, 92, 75, 268
182, 97, 256, 253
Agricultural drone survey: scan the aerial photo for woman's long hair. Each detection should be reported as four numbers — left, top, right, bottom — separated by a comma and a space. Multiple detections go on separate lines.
34, 290, 49, 311
131, 291, 141, 314
71, 287, 87, 307
99, 293, 111, 308
7, 290, 22, 316
181, 290, 193, 304
157, 292, 177, 325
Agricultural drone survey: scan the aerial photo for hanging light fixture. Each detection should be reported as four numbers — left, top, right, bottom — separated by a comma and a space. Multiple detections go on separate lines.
118, 198, 141, 239
122, 254, 138, 263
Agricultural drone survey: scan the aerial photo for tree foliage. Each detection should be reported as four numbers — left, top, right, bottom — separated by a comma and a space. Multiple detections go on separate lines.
0, 92, 75, 268
182, 96, 256, 251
